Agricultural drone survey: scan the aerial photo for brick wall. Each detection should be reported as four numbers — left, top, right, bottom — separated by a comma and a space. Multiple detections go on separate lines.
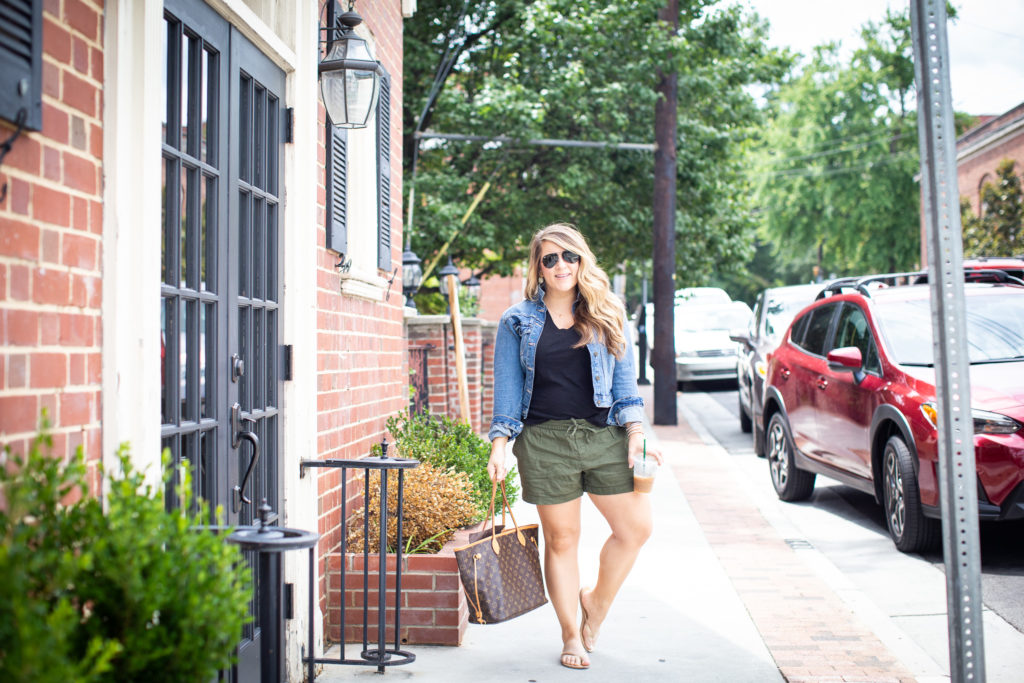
0, 0, 105, 489
406, 316, 497, 435
313, 0, 408, 646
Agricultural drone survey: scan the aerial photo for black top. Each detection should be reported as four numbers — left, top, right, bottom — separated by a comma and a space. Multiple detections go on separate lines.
524, 312, 610, 426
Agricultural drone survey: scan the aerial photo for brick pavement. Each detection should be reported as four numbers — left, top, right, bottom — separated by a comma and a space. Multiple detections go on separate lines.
652, 418, 918, 683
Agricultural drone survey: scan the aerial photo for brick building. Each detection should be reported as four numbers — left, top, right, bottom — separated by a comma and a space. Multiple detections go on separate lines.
920, 100, 1024, 263
0, 0, 415, 680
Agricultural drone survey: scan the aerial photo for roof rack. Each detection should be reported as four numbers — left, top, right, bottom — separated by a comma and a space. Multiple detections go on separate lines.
813, 267, 1024, 300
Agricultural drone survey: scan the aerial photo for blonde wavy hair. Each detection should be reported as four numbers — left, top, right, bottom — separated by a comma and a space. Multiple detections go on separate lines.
524, 223, 627, 358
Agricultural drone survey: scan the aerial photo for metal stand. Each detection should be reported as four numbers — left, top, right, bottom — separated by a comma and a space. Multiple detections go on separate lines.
301, 448, 419, 678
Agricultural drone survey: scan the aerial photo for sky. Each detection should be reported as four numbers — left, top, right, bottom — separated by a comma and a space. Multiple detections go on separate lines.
742, 0, 1024, 116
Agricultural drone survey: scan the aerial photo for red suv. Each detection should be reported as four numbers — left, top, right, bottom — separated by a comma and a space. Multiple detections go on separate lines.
762, 273, 1024, 552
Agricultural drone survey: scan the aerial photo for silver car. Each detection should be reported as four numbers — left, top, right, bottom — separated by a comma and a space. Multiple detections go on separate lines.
673, 301, 752, 390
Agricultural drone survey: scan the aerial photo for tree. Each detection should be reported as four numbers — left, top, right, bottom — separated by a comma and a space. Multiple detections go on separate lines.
752, 8, 923, 278
962, 159, 1024, 256
403, 0, 787, 293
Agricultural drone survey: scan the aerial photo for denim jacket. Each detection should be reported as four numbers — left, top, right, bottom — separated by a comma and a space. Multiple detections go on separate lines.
488, 289, 645, 441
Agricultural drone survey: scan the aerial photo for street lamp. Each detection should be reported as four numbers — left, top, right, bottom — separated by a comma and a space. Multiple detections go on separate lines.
438, 256, 460, 298
402, 245, 423, 309
318, 7, 383, 129
463, 273, 481, 302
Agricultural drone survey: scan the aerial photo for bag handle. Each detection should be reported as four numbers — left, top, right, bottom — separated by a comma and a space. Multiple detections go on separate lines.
489, 480, 525, 554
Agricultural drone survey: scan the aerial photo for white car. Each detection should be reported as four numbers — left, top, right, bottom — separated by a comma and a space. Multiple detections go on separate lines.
673, 301, 753, 389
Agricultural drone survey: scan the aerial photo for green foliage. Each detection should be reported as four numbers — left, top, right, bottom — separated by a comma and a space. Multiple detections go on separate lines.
962, 159, 1024, 256
376, 411, 519, 518
0, 418, 251, 683
346, 462, 478, 554
404, 0, 787, 287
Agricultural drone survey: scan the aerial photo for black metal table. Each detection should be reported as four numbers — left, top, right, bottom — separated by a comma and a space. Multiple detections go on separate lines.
300, 448, 420, 678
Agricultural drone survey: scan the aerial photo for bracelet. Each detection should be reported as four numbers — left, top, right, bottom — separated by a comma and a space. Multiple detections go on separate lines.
625, 423, 644, 439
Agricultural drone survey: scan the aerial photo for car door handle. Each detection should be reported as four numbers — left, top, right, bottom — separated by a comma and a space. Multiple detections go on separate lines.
817, 376, 828, 390
780, 368, 791, 380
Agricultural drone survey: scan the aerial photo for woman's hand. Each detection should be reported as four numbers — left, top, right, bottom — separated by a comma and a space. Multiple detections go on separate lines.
488, 437, 508, 482
626, 431, 662, 468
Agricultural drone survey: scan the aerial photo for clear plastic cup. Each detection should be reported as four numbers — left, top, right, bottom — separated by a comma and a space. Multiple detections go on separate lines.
633, 458, 658, 493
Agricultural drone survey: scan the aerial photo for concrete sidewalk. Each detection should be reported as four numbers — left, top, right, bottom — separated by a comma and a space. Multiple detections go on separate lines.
320, 394, 918, 682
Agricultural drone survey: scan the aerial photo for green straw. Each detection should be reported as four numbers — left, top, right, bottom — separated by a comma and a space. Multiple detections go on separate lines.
643, 439, 646, 461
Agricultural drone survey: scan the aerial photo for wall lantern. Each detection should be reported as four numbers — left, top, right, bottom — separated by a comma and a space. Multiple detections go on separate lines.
319, 6, 383, 129
402, 245, 423, 309
438, 256, 460, 298
463, 273, 482, 302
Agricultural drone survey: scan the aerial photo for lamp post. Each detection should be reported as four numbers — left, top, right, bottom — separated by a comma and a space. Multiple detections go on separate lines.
462, 273, 481, 302
402, 245, 423, 310
319, 7, 383, 129
437, 256, 460, 300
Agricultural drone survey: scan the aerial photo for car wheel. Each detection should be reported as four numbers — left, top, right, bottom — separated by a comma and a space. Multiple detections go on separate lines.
766, 412, 816, 501
738, 394, 752, 433
882, 435, 940, 553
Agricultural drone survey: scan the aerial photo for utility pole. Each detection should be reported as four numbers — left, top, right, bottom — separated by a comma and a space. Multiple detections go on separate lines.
652, 0, 678, 425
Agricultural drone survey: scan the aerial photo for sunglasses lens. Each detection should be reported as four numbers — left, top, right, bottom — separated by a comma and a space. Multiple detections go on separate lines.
563, 251, 580, 264
542, 253, 559, 268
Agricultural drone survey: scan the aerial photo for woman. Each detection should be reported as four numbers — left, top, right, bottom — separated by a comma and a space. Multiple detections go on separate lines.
487, 223, 664, 670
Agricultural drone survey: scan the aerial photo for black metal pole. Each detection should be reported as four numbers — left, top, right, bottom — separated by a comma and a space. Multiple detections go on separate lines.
259, 551, 283, 683
377, 469, 388, 672
308, 546, 315, 683
652, 0, 679, 425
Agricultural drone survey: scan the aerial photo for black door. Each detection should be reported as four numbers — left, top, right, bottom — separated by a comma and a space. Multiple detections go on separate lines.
160, 1, 285, 679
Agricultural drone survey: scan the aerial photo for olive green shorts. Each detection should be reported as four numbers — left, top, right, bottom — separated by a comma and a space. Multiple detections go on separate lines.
512, 418, 633, 505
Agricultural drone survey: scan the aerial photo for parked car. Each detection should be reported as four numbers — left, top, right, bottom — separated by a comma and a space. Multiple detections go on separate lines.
730, 283, 823, 454
762, 273, 1024, 552
674, 301, 752, 389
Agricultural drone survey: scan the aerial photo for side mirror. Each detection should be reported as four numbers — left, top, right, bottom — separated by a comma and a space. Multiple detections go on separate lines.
729, 330, 751, 347
827, 347, 865, 383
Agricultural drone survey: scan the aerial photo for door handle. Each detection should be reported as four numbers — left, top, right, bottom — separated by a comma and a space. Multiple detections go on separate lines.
780, 368, 791, 380
817, 377, 828, 390
231, 402, 261, 511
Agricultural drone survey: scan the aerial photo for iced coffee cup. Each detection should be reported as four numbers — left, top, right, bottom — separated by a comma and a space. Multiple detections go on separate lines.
633, 458, 658, 493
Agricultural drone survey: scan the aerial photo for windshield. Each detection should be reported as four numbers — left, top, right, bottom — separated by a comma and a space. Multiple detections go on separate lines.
764, 295, 816, 344
677, 305, 751, 333
874, 290, 1024, 366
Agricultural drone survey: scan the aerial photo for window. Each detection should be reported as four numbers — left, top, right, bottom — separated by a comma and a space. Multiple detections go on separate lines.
0, 0, 43, 130
832, 304, 880, 374
793, 304, 836, 356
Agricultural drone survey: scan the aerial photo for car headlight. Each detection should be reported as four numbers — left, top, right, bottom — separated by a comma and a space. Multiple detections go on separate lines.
755, 360, 768, 378
921, 402, 1022, 435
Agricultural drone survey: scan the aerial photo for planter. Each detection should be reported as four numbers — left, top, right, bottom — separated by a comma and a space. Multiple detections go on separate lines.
327, 524, 482, 647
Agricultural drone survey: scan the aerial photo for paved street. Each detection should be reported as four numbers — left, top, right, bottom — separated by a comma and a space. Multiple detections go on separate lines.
678, 380, 1024, 681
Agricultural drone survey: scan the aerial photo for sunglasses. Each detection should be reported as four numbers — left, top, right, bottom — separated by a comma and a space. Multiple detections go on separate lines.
541, 250, 581, 269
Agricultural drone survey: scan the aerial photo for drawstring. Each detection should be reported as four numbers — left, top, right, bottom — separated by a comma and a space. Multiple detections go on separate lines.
567, 419, 581, 440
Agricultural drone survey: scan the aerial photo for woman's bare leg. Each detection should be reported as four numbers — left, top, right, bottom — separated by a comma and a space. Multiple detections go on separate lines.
579, 491, 653, 650
537, 498, 589, 668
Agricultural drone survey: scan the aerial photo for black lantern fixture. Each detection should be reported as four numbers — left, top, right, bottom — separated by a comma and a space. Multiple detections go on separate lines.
319, 5, 383, 129
438, 256, 460, 298
402, 245, 423, 309
463, 273, 482, 302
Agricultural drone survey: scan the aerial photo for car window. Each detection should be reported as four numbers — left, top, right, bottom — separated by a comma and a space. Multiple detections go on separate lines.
832, 303, 880, 374
793, 303, 836, 356
874, 290, 1024, 366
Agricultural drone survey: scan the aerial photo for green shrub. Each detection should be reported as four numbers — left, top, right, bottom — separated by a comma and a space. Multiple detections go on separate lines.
376, 411, 519, 518
346, 461, 478, 554
0, 419, 252, 683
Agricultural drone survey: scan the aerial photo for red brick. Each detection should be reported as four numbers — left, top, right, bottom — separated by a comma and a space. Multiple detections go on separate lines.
66, 0, 99, 42
4, 309, 39, 346
89, 122, 102, 159
42, 62, 60, 98
63, 71, 96, 117
31, 352, 66, 388
10, 265, 30, 300
44, 16, 71, 64
43, 145, 61, 182
42, 103, 69, 144
0, 264, 6, 300
0, 395, 38, 434
89, 200, 101, 234
10, 177, 30, 215
5, 134, 40, 175
62, 232, 97, 270
86, 352, 101, 383
40, 313, 59, 345
32, 185, 70, 226
63, 152, 96, 194
72, 36, 89, 73
42, 228, 60, 263
90, 47, 103, 82
69, 352, 85, 384
60, 313, 94, 346
0, 217, 40, 259
8, 355, 29, 388
72, 196, 88, 230
34, 268, 71, 306
59, 391, 93, 425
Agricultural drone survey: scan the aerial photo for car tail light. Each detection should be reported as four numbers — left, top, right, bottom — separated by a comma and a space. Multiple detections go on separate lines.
921, 402, 1022, 435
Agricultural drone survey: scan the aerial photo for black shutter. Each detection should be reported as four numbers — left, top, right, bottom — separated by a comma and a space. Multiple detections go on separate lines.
0, 0, 42, 130
376, 72, 391, 271
326, 124, 347, 253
